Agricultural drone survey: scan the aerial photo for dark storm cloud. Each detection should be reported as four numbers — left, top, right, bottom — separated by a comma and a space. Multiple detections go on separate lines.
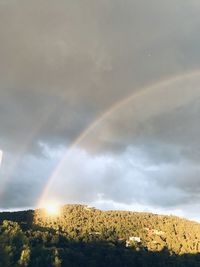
1, 0, 200, 151
1, 0, 200, 218
0, 145, 64, 208
79, 76, 200, 157
45, 147, 200, 215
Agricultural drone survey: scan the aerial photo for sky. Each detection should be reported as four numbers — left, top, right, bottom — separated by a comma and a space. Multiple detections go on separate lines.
1, 0, 200, 221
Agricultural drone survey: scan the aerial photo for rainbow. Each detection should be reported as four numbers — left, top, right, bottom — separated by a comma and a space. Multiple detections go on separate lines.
38, 69, 200, 207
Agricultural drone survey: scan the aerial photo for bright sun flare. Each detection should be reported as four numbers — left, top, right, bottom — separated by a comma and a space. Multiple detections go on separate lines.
45, 203, 60, 216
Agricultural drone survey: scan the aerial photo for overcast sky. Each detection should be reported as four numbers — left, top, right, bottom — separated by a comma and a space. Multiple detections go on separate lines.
1, 0, 200, 221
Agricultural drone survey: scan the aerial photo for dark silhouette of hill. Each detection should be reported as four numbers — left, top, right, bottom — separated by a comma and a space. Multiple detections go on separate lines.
0, 204, 200, 266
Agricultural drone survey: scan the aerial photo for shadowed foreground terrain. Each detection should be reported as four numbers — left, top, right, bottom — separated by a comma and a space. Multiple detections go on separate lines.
1, 204, 200, 266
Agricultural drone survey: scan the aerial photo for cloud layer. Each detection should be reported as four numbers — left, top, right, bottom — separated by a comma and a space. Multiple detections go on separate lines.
1, 0, 200, 221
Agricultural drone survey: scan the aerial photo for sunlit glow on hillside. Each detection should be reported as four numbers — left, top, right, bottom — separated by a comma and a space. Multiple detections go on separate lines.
45, 202, 60, 216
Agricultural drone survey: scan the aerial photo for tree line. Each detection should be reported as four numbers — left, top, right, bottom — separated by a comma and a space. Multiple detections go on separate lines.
0, 204, 200, 266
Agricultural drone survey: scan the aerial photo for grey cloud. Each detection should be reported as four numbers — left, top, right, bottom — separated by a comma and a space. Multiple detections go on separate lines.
1, 0, 200, 217
1, 0, 200, 153
43, 147, 199, 212
0, 146, 64, 208
78, 75, 200, 160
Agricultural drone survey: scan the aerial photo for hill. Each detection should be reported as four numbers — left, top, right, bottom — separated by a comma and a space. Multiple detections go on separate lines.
0, 204, 200, 266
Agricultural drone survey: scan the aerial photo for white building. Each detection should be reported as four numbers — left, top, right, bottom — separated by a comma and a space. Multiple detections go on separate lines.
129, 236, 141, 243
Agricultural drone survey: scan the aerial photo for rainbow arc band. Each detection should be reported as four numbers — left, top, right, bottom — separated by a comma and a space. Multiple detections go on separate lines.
38, 69, 200, 207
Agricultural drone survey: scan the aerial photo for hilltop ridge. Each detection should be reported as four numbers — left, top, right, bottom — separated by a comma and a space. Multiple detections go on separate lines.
1, 204, 200, 266
34, 204, 200, 254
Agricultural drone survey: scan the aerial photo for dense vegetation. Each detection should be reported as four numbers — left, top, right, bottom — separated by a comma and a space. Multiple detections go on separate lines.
1, 204, 200, 266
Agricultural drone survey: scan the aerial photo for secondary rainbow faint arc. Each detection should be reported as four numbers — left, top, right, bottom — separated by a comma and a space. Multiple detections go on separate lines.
38, 69, 200, 206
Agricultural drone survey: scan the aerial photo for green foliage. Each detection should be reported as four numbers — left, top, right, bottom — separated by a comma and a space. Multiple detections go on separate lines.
0, 204, 200, 266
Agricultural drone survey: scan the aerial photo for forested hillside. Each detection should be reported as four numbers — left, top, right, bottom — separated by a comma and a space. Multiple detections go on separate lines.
1, 204, 200, 267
